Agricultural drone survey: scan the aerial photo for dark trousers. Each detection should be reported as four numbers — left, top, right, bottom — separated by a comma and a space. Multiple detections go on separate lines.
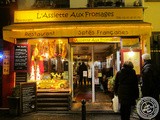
79, 76, 87, 85
79, 75, 83, 85
83, 77, 87, 85
102, 80, 108, 93
120, 103, 132, 120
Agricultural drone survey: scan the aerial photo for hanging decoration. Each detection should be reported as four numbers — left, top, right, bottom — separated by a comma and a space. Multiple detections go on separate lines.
30, 56, 35, 80
36, 65, 41, 80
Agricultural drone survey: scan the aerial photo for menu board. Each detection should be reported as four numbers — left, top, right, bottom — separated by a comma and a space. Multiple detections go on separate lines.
121, 49, 141, 75
14, 45, 28, 71
20, 82, 37, 114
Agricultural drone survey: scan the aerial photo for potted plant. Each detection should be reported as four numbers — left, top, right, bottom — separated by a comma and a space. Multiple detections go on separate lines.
8, 85, 20, 116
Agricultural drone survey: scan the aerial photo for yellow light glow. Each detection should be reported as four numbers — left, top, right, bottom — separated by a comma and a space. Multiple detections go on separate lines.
128, 51, 135, 57
70, 37, 120, 43
39, 39, 42, 42
62, 59, 65, 62
45, 53, 49, 58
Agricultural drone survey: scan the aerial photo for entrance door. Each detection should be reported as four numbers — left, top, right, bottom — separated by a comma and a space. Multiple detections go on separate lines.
72, 45, 93, 102
71, 44, 119, 103
93, 44, 116, 103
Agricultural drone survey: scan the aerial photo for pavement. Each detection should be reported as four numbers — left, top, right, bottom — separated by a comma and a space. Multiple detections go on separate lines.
0, 102, 140, 120
0, 110, 139, 120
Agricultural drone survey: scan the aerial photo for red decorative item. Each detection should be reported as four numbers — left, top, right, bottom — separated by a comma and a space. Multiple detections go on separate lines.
39, 56, 44, 74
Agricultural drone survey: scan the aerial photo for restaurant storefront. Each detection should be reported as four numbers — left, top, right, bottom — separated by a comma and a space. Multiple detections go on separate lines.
2, 8, 151, 109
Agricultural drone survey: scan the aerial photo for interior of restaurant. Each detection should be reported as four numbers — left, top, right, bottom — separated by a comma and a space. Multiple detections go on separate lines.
72, 43, 120, 103
24, 36, 140, 104
25, 37, 121, 104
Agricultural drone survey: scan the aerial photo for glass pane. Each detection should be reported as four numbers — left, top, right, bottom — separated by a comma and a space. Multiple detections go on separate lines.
28, 38, 69, 90
94, 44, 114, 103
73, 45, 92, 102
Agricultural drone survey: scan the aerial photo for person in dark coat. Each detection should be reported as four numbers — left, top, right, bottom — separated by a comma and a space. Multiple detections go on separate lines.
101, 65, 108, 93
77, 62, 81, 84
114, 61, 139, 120
79, 62, 88, 86
140, 53, 160, 120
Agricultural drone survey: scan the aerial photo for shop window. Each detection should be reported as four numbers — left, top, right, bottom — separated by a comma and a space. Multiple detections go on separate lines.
150, 32, 160, 76
151, 32, 160, 50
32, 0, 70, 9
28, 38, 69, 89
88, 0, 124, 8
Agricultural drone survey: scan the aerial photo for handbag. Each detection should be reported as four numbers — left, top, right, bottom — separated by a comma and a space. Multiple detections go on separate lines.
112, 95, 120, 112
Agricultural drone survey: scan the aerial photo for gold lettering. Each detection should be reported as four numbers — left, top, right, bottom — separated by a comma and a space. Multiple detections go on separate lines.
25, 31, 55, 37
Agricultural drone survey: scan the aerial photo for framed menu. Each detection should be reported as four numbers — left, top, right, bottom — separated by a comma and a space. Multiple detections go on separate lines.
121, 49, 142, 75
14, 44, 28, 71
20, 82, 37, 114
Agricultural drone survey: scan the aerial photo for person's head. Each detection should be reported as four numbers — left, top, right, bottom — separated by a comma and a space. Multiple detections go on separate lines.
142, 53, 151, 62
123, 61, 134, 69
102, 64, 106, 68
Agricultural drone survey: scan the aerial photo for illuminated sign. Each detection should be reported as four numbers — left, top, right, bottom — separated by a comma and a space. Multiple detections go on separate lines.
3, 22, 151, 43
22, 29, 128, 38
69, 37, 120, 43
14, 8, 143, 23
24, 31, 55, 37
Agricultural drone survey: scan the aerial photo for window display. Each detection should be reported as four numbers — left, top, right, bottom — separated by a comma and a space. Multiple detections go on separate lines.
28, 38, 69, 89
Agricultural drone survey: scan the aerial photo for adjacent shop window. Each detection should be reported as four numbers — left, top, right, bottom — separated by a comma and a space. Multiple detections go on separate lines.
150, 32, 160, 74
87, 0, 125, 7
28, 38, 69, 89
32, 0, 70, 9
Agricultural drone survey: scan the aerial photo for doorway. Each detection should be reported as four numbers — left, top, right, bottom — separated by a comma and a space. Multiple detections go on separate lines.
71, 43, 120, 103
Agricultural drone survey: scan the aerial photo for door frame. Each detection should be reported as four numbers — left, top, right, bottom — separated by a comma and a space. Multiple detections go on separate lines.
70, 43, 121, 103
70, 44, 96, 102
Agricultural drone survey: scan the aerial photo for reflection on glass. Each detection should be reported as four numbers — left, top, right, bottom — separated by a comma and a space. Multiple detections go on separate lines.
28, 38, 69, 89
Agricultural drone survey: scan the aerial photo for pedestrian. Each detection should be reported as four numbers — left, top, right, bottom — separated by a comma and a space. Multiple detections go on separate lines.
77, 62, 81, 85
87, 64, 92, 86
140, 53, 160, 120
79, 62, 88, 86
114, 61, 139, 120
101, 65, 108, 93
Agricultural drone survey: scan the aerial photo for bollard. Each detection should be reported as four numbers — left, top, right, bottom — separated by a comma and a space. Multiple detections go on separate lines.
81, 99, 86, 120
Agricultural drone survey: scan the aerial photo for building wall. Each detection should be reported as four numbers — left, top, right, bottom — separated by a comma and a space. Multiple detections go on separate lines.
143, 2, 160, 32
125, 0, 139, 6
2, 41, 15, 107
125, 0, 160, 32
70, 0, 87, 8
17, 0, 35, 9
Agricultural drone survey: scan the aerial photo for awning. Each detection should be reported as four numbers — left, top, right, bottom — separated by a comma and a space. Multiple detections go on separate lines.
3, 21, 152, 43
